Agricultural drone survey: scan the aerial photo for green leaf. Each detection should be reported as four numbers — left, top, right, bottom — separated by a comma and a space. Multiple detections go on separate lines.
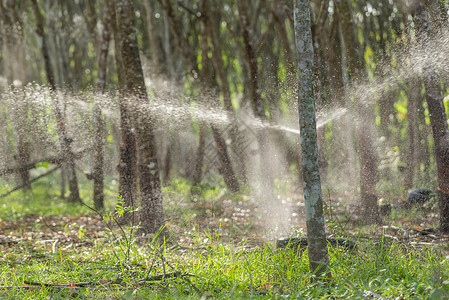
35, 161, 49, 169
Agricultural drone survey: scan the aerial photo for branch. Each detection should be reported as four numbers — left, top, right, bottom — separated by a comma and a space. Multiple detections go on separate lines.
176, 1, 198, 17
23, 280, 92, 288
0, 148, 87, 176
139, 272, 195, 283
0, 166, 59, 198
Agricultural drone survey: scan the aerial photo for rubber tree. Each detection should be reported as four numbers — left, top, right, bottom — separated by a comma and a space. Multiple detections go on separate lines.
115, 0, 165, 235
335, 0, 380, 224
106, 0, 138, 224
31, 0, 81, 203
0, 0, 31, 192
207, 1, 248, 184
294, 0, 329, 275
156, 0, 240, 193
91, 3, 113, 211
413, 2, 449, 233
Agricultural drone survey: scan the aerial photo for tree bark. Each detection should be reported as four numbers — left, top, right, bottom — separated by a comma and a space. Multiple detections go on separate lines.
237, 0, 274, 198
336, 0, 379, 224
199, 0, 239, 193
31, 0, 80, 203
143, 0, 161, 74
413, 3, 449, 233
206, 2, 247, 183
115, 0, 165, 235
192, 124, 206, 189
294, 0, 329, 276
106, 0, 138, 224
211, 126, 240, 193
92, 4, 112, 211
0, 1, 31, 191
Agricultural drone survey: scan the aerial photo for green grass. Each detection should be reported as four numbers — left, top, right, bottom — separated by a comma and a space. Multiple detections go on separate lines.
1, 176, 449, 298
1, 235, 449, 299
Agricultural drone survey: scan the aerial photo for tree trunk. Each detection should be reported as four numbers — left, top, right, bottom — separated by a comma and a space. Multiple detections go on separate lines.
163, 143, 171, 186
31, 0, 80, 203
413, 3, 449, 233
336, 0, 379, 224
192, 124, 206, 190
237, 0, 274, 198
106, 0, 138, 224
115, 0, 165, 235
325, 14, 358, 194
211, 126, 240, 193
0, 1, 31, 192
199, 0, 239, 193
143, 0, 161, 74
294, 0, 329, 276
206, 2, 247, 183
92, 4, 112, 211
405, 80, 420, 191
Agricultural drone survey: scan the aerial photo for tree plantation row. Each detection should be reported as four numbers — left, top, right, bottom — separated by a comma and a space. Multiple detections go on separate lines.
1, 0, 449, 264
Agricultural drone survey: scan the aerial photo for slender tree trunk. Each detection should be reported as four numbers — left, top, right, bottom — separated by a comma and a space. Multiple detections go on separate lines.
115, 0, 165, 235
92, 5, 112, 211
211, 126, 240, 193
413, 3, 449, 233
143, 0, 161, 74
190, 0, 210, 191
0, 1, 31, 191
192, 124, 206, 189
336, 0, 379, 224
106, 0, 138, 224
163, 143, 171, 186
206, 2, 247, 183
237, 0, 273, 198
31, 0, 80, 202
326, 14, 357, 193
294, 0, 329, 276
417, 96, 431, 183
403, 14, 419, 190
199, 0, 239, 193
405, 80, 419, 191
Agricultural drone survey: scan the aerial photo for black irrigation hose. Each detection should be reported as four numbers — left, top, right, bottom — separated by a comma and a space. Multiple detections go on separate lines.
276, 237, 357, 250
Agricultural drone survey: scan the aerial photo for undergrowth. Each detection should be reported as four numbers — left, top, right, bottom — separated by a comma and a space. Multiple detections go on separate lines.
1, 233, 448, 299
0, 175, 449, 299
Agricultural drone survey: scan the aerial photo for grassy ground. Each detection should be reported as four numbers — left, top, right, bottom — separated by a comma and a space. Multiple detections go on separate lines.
1, 175, 449, 299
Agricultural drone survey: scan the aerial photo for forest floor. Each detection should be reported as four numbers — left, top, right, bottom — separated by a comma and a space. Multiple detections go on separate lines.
1, 178, 449, 299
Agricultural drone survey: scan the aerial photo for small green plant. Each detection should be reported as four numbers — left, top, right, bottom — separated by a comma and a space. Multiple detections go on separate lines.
82, 194, 141, 268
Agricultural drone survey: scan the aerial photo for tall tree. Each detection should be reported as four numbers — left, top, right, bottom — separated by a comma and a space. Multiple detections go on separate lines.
323, 8, 358, 193
237, 0, 274, 198
0, 0, 31, 191
106, 0, 138, 224
336, 0, 380, 224
206, 0, 247, 184
91, 3, 113, 211
31, 0, 80, 202
115, 0, 165, 234
413, 2, 449, 233
156, 0, 240, 192
294, 0, 329, 275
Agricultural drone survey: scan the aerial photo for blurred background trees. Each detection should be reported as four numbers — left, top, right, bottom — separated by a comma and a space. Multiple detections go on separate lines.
1, 0, 449, 233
